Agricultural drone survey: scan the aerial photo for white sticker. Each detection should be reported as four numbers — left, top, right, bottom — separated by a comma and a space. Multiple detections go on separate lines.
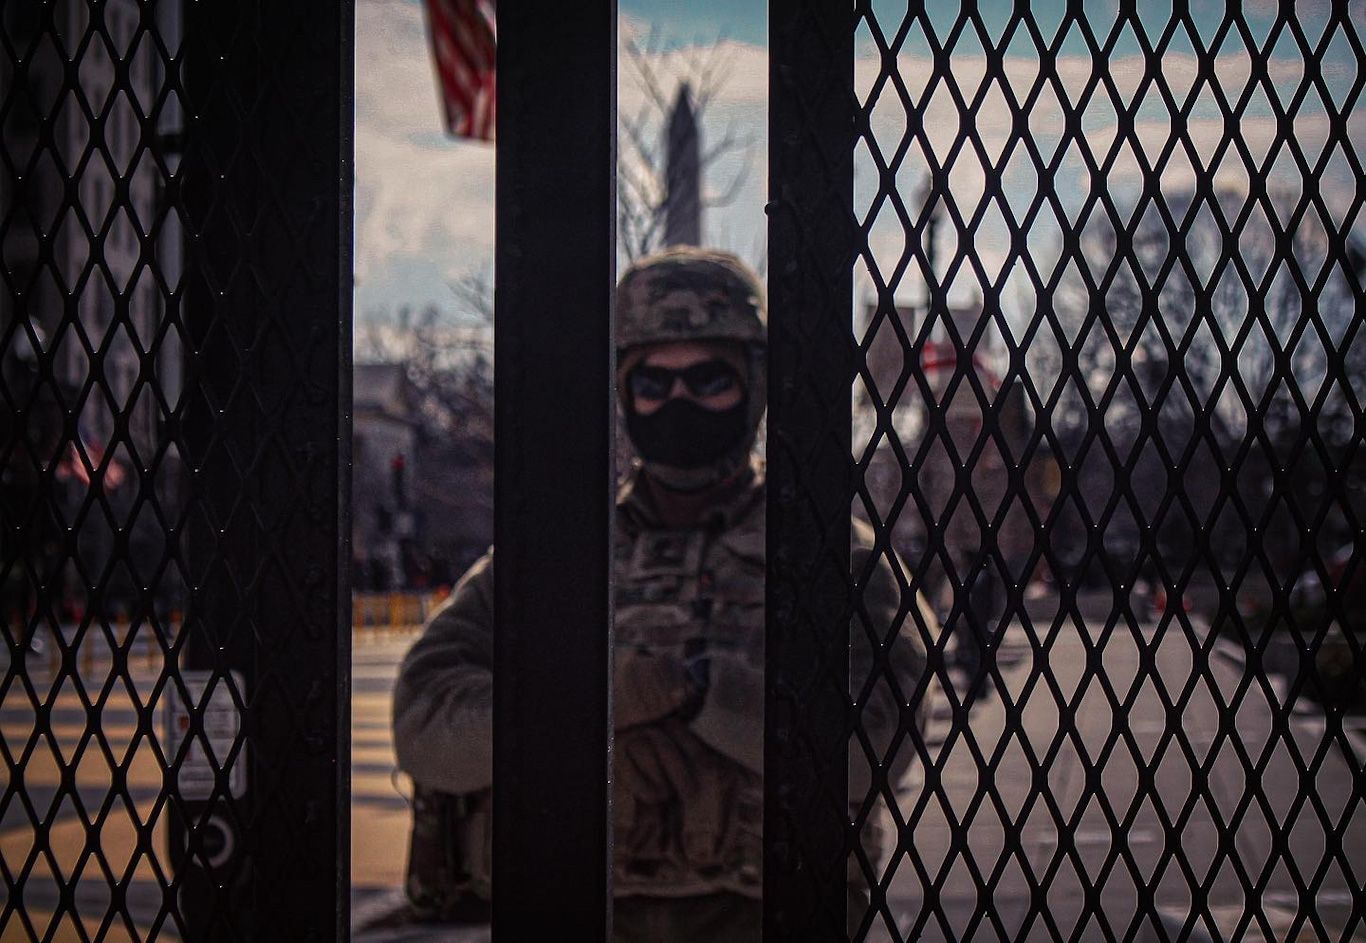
164, 670, 247, 800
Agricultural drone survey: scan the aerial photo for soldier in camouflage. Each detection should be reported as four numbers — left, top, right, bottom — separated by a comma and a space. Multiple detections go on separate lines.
392, 246, 932, 940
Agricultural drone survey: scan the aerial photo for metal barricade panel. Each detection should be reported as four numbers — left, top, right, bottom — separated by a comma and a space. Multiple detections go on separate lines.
0, 2, 351, 939
767, 3, 1365, 940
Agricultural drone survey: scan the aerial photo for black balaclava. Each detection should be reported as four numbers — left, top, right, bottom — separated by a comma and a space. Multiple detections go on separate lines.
614, 247, 768, 492
619, 341, 764, 493
625, 394, 751, 473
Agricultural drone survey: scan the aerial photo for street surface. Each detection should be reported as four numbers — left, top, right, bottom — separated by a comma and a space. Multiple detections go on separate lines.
350, 632, 489, 942
0, 637, 171, 942
2, 598, 1362, 942
878, 590, 1366, 942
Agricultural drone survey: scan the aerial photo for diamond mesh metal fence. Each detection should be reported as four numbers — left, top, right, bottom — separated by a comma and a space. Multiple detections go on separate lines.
768, 2, 1365, 940
5, 1, 1361, 939
0, 2, 351, 940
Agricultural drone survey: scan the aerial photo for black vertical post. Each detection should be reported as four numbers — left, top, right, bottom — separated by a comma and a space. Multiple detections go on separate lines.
766, 2, 856, 940
177, 3, 352, 939
335, 2, 356, 934
493, 2, 616, 939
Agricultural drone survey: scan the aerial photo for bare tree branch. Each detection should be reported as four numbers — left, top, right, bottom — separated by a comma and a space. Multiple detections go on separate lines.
617, 30, 755, 261
704, 158, 751, 209
447, 266, 494, 322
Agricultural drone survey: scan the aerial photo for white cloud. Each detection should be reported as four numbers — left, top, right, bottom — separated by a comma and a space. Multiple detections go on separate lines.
354, 2, 1357, 318
356, 0, 770, 314
619, 38, 768, 114
355, 133, 494, 278
852, 45, 1363, 311
356, 0, 449, 137
355, 0, 495, 312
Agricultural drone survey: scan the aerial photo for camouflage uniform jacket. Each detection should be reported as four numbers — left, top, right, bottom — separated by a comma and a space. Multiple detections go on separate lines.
392, 460, 931, 900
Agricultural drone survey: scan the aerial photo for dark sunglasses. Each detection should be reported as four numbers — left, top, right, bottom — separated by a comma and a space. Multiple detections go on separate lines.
628, 360, 741, 401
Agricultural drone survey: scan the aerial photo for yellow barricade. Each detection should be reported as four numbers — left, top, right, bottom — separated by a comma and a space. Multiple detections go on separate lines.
352, 591, 447, 636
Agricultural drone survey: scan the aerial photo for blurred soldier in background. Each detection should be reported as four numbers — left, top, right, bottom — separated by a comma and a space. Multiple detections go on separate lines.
391, 246, 933, 940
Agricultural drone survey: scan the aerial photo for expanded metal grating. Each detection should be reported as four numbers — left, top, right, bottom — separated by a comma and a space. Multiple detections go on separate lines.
768, 2, 1365, 940
3, 1, 1361, 939
0, 2, 350, 940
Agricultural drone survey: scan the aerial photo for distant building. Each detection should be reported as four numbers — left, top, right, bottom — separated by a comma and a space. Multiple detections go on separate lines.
351, 358, 495, 589
0, 0, 178, 616
1, 1, 174, 461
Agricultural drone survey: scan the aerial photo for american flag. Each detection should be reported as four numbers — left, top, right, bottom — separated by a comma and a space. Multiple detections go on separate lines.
424, 0, 496, 142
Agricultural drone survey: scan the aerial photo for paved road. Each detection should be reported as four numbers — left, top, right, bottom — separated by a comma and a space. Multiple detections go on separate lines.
350, 633, 489, 942
0, 629, 434, 943
0, 642, 172, 942
877, 592, 1366, 942
3, 603, 1362, 942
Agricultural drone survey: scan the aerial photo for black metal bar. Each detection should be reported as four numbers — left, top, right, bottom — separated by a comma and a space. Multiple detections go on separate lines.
765, 2, 857, 940
177, 3, 352, 938
335, 1, 357, 936
492, 2, 616, 938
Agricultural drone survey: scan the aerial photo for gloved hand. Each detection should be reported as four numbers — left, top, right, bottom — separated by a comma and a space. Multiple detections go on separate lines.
614, 649, 696, 730
613, 720, 735, 872
614, 723, 688, 866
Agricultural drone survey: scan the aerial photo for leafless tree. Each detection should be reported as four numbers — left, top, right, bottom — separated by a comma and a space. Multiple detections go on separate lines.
354, 299, 494, 576
1041, 186, 1358, 447
356, 302, 492, 450
618, 31, 754, 262
446, 265, 494, 323
1033, 184, 1363, 569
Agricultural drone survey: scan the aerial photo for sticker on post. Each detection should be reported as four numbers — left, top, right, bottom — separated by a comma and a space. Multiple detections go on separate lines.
164, 670, 247, 800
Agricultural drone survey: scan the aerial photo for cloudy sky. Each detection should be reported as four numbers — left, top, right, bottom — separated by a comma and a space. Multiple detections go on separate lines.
355, 0, 1361, 322
354, 0, 768, 322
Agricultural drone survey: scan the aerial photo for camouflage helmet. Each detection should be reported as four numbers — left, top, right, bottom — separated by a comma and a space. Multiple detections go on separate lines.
616, 246, 766, 351
616, 246, 767, 492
